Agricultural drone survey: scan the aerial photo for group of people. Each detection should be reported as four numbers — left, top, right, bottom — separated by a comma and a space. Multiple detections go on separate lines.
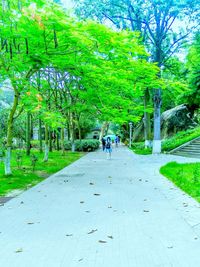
101, 135, 121, 159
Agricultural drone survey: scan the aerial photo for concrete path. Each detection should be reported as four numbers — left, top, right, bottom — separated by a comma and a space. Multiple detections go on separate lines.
1, 146, 200, 267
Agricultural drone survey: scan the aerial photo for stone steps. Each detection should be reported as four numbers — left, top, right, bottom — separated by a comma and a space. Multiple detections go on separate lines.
170, 137, 200, 158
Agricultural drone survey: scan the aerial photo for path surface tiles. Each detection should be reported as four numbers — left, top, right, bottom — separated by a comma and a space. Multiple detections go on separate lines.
1, 146, 200, 267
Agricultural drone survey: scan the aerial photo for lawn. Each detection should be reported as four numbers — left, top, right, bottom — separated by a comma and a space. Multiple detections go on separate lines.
0, 150, 84, 196
160, 161, 200, 202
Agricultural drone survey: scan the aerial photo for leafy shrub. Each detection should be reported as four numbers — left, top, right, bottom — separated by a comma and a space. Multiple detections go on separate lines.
30, 154, 38, 171
131, 142, 152, 155
64, 141, 72, 150
162, 127, 200, 152
64, 139, 100, 152
0, 139, 5, 162
16, 151, 23, 169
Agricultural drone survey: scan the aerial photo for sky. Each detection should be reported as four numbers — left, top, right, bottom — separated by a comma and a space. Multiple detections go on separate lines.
61, 0, 73, 8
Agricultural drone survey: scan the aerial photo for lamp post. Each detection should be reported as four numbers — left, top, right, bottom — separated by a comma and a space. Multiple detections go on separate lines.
129, 122, 133, 148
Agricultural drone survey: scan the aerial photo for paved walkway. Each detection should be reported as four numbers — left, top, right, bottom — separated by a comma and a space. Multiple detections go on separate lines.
1, 146, 200, 267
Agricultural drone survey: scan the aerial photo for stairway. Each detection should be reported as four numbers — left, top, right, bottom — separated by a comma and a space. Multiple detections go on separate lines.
170, 137, 200, 158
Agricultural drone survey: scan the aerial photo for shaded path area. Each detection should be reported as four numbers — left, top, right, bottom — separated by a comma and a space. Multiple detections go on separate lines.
1, 146, 200, 266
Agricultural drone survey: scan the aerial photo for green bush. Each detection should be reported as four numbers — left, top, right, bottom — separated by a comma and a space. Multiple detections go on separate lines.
131, 142, 152, 155
64, 139, 100, 152
64, 141, 71, 150
162, 127, 200, 152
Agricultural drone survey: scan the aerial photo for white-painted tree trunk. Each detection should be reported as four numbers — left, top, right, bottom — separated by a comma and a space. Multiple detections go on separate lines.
153, 88, 161, 154
4, 147, 12, 176
43, 144, 49, 162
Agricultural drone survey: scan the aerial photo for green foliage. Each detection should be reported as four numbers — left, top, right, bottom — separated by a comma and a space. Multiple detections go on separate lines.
15, 151, 23, 169
75, 0, 200, 65
30, 154, 38, 171
131, 142, 152, 155
162, 127, 200, 152
179, 33, 200, 111
64, 139, 100, 152
160, 161, 200, 202
75, 139, 100, 152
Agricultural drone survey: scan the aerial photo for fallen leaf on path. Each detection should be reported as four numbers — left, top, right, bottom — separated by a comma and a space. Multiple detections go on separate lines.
87, 229, 98, 234
15, 248, 23, 253
98, 240, 107, 243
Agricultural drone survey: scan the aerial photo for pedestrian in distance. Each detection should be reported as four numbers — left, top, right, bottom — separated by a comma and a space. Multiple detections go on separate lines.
101, 136, 106, 151
105, 137, 112, 159
117, 135, 121, 145
115, 135, 118, 147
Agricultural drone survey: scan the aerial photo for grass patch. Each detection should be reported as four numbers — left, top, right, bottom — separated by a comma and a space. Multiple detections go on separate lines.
160, 161, 200, 202
0, 150, 84, 196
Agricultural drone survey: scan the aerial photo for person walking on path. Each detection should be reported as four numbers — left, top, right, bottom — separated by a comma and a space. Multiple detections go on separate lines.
115, 136, 118, 147
105, 137, 112, 159
101, 136, 106, 151
117, 135, 121, 145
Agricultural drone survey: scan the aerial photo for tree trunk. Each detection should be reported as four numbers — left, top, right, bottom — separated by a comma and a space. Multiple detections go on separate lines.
49, 128, 53, 152
56, 130, 60, 151
152, 88, 162, 153
4, 90, 19, 175
143, 88, 151, 148
61, 128, 65, 155
78, 124, 81, 140
43, 124, 49, 162
26, 112, 31, 156
153, 46, 162, 154
67, 123, 70, 140
71, 125, 75, 152
99, 122, 109, 141
39, 118, 43, 153
4, 147, 12, 176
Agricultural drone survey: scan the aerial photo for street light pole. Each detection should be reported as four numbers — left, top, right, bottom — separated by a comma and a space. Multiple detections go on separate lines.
129, 122, 133, 148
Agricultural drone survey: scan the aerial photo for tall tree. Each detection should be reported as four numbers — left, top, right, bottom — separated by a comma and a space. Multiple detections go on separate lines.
75, 0, 200, 152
